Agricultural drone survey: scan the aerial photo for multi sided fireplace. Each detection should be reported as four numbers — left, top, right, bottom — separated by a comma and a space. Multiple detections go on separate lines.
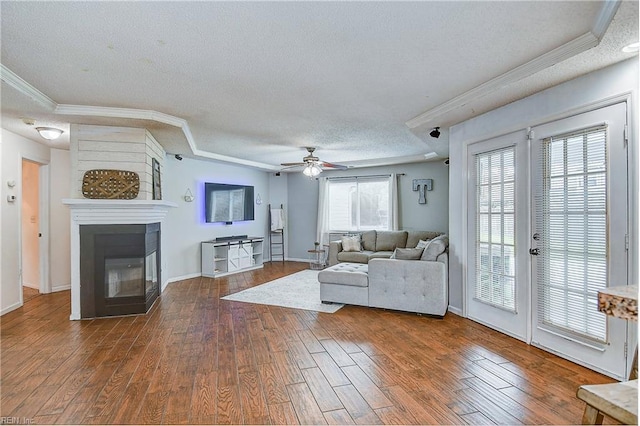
80, 223, 160, 318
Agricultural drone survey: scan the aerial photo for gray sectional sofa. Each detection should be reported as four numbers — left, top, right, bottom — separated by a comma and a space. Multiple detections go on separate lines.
320, 230, 449, 316
328, 230, 441, 266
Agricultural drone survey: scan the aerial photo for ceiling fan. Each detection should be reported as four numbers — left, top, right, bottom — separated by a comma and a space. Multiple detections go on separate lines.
280, 147, 348, 176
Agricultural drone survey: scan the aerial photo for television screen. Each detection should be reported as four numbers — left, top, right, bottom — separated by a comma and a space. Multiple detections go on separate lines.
205, 183, 255, 223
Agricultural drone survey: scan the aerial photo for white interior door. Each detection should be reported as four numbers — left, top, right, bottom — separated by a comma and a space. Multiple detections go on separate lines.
530, 103, 628, 379
466, 131, 529, 341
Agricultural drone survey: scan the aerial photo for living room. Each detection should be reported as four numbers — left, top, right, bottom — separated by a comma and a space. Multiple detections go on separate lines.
1, 1, 639, 424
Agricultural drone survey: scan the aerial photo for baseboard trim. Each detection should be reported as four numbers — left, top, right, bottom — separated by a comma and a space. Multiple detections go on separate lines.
1, 301, 22, 316
52, 284, 71, 292
447, 305, 463, 316
284, 257, 309, 263
23, 283, 39, 290
164, 273, 201, 290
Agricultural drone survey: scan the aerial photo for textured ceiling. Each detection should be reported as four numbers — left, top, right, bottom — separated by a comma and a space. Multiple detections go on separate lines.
1, 1, 638, 169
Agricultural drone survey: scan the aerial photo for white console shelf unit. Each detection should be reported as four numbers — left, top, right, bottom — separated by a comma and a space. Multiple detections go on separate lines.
201, 237, 264, 278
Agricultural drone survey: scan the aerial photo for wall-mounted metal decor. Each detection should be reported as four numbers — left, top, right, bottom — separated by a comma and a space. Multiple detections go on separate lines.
412, 179, 433, 204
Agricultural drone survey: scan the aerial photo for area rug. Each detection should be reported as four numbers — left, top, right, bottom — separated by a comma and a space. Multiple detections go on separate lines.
221, 269, 344, 313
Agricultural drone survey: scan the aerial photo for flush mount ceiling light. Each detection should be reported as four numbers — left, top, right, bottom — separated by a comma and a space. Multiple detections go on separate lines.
429, 127, 441, 138
302, 163, 322, 177
622, 42, 640, 53
35, 127, 63, 140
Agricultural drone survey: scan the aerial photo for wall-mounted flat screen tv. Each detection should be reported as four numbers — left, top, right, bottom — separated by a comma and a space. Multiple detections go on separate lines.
205, 183, 255, 223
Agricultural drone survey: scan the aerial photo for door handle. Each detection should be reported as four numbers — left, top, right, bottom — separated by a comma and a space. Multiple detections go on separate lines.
529, 248, 539, 255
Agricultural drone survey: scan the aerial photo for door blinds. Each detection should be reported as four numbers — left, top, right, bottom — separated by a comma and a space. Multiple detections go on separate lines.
474, 146, 516, 311
535, 125, 608, 342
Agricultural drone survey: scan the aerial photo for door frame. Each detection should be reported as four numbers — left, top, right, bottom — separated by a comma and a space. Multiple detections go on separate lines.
19, 156, 51, 303
529, 102, 629, 380
465, 130, 531, 342
459, 93, 635, 378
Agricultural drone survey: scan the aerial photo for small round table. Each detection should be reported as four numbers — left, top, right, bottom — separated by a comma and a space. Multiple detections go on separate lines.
307, 249, 326, 270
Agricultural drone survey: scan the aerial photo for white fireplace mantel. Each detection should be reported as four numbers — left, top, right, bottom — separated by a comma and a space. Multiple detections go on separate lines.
63, 198, 178, 223
63, 198, 177, 320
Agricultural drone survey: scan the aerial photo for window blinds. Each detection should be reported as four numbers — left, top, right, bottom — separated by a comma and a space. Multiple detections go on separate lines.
327, 177, 390, 232
535, 125, 608, 342
474, 146, 516, 311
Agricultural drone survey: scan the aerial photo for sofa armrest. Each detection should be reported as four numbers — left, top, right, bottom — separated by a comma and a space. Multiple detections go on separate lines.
368, 258, 448, 316
328, 240, 343, 266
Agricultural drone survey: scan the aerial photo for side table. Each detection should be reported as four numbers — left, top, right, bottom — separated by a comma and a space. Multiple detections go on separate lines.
576, 285, 638, 425
307, 249, 326, 270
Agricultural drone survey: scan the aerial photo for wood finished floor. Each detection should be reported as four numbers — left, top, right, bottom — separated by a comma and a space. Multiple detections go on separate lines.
22, 286, 40, 303
1, 261, 619, 425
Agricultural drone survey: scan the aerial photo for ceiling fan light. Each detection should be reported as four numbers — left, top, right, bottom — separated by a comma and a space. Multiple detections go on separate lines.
303, 163, 322, 177
303, 165, 313, 176
36, 127, 63, 140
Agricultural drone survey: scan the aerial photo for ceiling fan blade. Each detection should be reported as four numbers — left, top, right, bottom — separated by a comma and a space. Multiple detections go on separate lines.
280, 162, 306, 166
280, 164, 304, 170
321, 162, 349, 170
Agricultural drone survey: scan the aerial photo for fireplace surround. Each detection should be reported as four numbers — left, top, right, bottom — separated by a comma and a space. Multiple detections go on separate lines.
80, 223, 160, 318
63, 199, 177, 320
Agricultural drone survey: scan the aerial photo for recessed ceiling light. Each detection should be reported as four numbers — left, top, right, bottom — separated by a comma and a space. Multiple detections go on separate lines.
622, 42, 640, 53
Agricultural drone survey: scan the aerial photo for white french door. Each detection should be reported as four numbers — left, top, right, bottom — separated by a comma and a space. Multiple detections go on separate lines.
530, 103, 628, 379
467, 131, 530, 341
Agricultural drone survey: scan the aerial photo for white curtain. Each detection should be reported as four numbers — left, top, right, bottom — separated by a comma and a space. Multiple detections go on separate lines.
389, 173, 399, 230
316, 177, 331, 246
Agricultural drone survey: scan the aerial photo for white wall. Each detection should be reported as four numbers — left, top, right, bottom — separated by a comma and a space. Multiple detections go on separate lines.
50, 148, 71, 291
1, 130, 50, 314
163, 156, 271, 281
448, 58, 639, 312
285, 160, 450, 260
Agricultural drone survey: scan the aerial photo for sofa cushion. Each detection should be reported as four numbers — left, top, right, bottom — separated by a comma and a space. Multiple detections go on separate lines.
318, 262, 369, 287
361, 230, 377, 251
341, 235, 362, 252
369, 251, 394, 260
338, 250, 372, 263
421, 234, 449, 261
390, 247, 424, 260
406, 231, 442, 248
415, 239, 430, 249
376, 231, 408, 251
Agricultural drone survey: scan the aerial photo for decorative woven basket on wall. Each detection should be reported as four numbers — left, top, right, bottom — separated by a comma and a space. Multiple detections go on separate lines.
82, 169, 140, 199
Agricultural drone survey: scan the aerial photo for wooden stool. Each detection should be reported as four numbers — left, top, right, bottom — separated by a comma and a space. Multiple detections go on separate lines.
576, 380, 638, 424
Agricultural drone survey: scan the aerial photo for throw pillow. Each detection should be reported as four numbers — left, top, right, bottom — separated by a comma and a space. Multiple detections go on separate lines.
420, 234, 449, 261
390, 247, 424, 260
341, 234, 362, 252
415, 239, 430, 249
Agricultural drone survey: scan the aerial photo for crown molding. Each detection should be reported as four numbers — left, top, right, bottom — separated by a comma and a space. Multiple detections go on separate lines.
592, 0, 621, 40
406, 0, 621, 129
405, 32, 599, 129
54, 104, 279, 170
0, 64, 57, 110
0, 69, 280, 170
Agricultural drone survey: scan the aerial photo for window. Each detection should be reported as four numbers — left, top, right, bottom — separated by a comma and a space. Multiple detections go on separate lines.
536, 125, 608, 342
474, 146, 516, 311
328, 177, 390, 232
